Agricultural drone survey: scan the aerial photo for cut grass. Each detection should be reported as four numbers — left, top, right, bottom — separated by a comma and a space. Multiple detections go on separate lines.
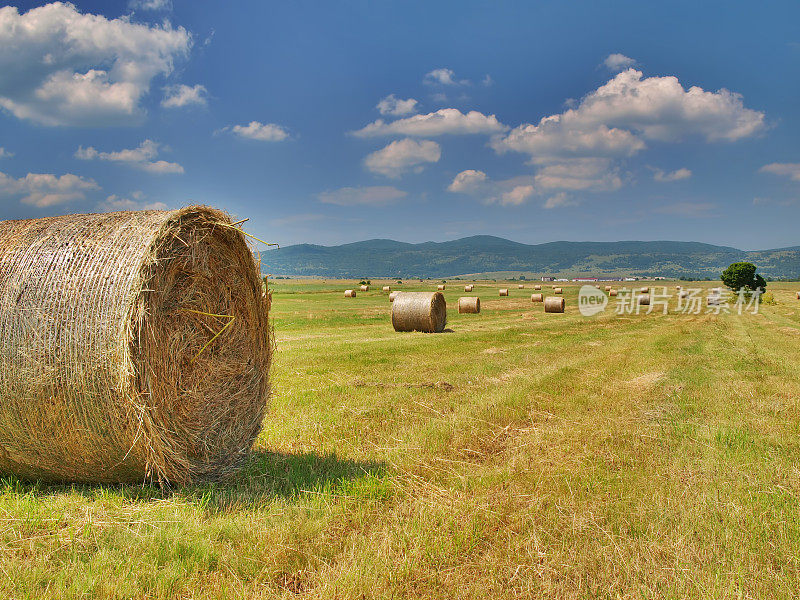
1, 280, 800, 598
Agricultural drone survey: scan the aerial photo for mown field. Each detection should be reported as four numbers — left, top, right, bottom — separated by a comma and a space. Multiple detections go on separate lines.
2, 279, 800, 599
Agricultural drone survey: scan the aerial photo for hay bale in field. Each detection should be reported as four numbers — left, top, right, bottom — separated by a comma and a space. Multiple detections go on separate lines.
554, 287, 563, 294
609, 289, 618, 297
344, 289, 356, 298
499, 288, 509, 296
604, 285, 611, 291
458, 296, 480, 314
389, 291, 399, 302
464, 284, 474, 292
797, 291, 800, 300
437, 284, 446, 291
679, 290, 689, 298
360, 285, 369, 292
639, 294, 650, 305
0, 206, 270, 486
544, 296, 565, 313
639, 286, 649, 293
392, 292, 446, 333
534, 284, 542, 290
518, 284, 524, 289
531, 293, 543, 302
382, 286, 391, 292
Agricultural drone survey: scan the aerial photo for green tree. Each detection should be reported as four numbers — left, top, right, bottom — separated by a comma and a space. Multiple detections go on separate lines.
721, 262, 767, 292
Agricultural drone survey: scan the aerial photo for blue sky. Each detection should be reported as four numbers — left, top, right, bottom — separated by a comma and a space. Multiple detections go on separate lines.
0, 1, 798, 250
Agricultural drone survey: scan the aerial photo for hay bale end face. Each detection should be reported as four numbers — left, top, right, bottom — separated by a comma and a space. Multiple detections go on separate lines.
437, 284, 446, 291
0, 206, 271, 485
609, 289, 618, 297
389, 291, 399, 302
458, 296, 480, 314
360, 285, 369, 292
554, 287, 563, 294
344, 289, 356, 298
639, 294, 651, 305
392, 291, 447, 333
382, 286, 391, 292
499, 288, 509, 296
544, 296, 565, 313
531, 293, 543, 302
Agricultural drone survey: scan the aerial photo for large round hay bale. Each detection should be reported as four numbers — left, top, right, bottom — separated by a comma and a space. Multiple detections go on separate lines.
499, 288, 509, 296
534, 284, 542, 290
464, 284, 474, 292
0, 206, 270, 485
437, 284, 446, 291
531, 293, 543, 302
458, 297, 480, 314
382, 286, 391, 292
360, 285, 369, 292
544, 297, 565, 313
554, 287, 563, 294
391, 292, 446, 333
609, 289, 618, 297
639, 294, 650, 305
604, 285, 611, 291
344, 289, 356, 298
389, 291, 399, 302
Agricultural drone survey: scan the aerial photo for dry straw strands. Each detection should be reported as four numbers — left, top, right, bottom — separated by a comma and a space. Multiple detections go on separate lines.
0, 206, 270, 486
609, 289, 618, 297
392, 291, 447, 333
344, 289, 357, 298
544, 297, 565, 313
458, 297, 480, 314
499, 289, 509, 296
554, 287, 563, 294
382, 286, 391, 292
389, 291, 399, 302
531, 293, 543, 302
534, 284, 542, 290
464, 284, 474, 292
437, 284, 446, 291
360, 285, 369, 292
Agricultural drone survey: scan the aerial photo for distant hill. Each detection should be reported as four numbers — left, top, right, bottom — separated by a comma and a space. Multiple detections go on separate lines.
259, 235, 800, 279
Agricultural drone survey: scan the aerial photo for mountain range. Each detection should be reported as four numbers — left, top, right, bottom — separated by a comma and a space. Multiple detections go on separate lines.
259, 236, 800, 279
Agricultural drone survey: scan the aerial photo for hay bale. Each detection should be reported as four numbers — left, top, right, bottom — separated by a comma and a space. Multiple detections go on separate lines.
544, 296, 565, 313
437, 284, 446, 291
679, 290, 689, 298
531, 293, 543, 302
797, 291, 800, 300
518, 284, 524, 289
640, 286, 649, 293
534, 284, 542, 290
499, 288, 509, 296
604, 285, 611, 291
464, 284, 474, 292
389, 291, 399, 302
382, 286, 391, 292
639, 294, 650, 305
0, 206, 270, 485
344, 289, 356, 298
392, 292, 446, 332
609, 289, 618, 297
360, 285, 369, 292
554, 287, 563, 294
458, 296, 480, 314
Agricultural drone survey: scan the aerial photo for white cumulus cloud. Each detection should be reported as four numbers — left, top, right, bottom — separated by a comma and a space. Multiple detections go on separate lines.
129, 0, 172, 10
0, 148, 13, 159
376, 94, 418, 116
0, 170, 99, 207
534, 158, 622, 191
652, 167, 692, 182
363, 138, 441, 178
224, 121, 290, 142
351, 108, 507, 137
424, 68, 469, 86
162, 84, 207, 108
318, 186, 407, 207
447, 170, 536, 206
75, 139, 183, 174
447, 169, 487, 193
543, 192, 579, 209
0, 3, 191, 126
603, 53, 636, 72
760, 163, 800, 181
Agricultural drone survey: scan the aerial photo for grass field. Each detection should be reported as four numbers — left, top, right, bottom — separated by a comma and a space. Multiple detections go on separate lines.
2, 279, 800, 599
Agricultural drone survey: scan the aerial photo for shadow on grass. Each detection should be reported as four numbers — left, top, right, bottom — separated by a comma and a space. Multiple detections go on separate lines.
0, 450, 389, 513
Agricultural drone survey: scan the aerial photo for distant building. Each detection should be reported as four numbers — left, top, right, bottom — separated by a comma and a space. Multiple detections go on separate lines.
541, 276, 555, 281
573, 277, 598, 282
